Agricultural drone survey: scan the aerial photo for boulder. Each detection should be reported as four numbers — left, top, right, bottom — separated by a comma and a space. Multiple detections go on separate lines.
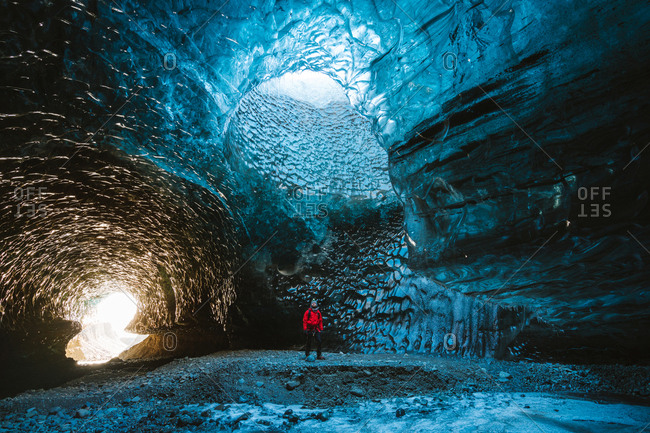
285, 380, 301, 391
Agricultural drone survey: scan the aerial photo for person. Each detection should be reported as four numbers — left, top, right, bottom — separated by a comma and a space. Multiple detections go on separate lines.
303, 299, 324, 360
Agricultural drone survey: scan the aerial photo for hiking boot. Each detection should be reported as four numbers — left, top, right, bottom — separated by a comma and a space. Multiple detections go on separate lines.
317, 355, 326, 360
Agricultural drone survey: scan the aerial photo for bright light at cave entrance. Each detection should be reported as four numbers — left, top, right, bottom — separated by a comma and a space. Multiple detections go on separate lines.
66, 292, 147, 364
84, 292, 136, 328
257, 70, 348, 107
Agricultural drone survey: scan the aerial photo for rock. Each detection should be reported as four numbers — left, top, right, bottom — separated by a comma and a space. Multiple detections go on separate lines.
256, 381, 264, 387
396, 408, 406, 418
177, 414, 203, 427
316, 410, 332, 421
48, 407, 63, 416
237, 378, 245, 384
362, 369, 372, 376
350, 387, 364, 397
498, 371, 513, 382
233, 412, 251, 424
286, 380, 301, 391
305, 354, 316, 362
25, 408, 38, 418
238, 395, 249, 403
200, 409, 212, 417
176, 414, 192, 427
74, 409, 91, 419
282, 410, 299, 423
214, 404, 228, 411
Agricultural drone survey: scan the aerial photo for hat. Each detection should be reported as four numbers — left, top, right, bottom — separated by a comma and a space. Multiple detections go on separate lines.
310, 299, 318, 306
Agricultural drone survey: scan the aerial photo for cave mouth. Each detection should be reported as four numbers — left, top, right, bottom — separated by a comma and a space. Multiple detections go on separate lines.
225, 69, 393, 203
65, 291, 147, 365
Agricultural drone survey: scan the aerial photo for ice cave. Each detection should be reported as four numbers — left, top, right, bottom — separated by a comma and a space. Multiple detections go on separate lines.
0, 0, 649, 431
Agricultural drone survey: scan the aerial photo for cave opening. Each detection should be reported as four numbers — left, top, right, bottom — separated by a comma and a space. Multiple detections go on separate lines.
65, 291, 147, 364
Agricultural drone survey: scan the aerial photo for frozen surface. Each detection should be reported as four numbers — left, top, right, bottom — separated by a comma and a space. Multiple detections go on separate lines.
191, 394, 650, 433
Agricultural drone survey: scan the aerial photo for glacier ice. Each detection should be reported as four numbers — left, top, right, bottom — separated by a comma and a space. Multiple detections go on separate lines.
0, 0, 649, 361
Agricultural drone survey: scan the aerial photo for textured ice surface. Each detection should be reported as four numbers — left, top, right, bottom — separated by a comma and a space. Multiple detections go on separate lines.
225, 71, 392, 201
179, 394, 650, 433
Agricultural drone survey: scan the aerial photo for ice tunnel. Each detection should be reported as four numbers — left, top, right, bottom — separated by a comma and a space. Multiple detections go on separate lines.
1, 0, 649, 392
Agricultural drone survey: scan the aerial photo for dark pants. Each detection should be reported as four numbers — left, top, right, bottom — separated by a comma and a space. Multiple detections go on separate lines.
305, 330, 322, 357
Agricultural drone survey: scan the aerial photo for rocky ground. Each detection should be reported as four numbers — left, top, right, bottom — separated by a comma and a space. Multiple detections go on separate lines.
0, 350, 649, 432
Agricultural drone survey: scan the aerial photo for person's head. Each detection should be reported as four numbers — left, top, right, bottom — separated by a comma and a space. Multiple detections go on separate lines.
310, 299, 318, 309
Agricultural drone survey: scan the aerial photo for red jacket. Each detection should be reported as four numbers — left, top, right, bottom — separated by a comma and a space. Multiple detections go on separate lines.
303, 308, 323, 331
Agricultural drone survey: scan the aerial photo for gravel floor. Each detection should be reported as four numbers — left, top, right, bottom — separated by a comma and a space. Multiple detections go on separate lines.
1, 350, 649, 432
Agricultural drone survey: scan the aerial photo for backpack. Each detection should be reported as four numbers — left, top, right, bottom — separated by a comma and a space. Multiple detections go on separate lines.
307, 309, 321, 321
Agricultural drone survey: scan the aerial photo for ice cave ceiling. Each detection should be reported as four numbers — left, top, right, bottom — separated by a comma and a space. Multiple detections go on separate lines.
1, 0, 649, 360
